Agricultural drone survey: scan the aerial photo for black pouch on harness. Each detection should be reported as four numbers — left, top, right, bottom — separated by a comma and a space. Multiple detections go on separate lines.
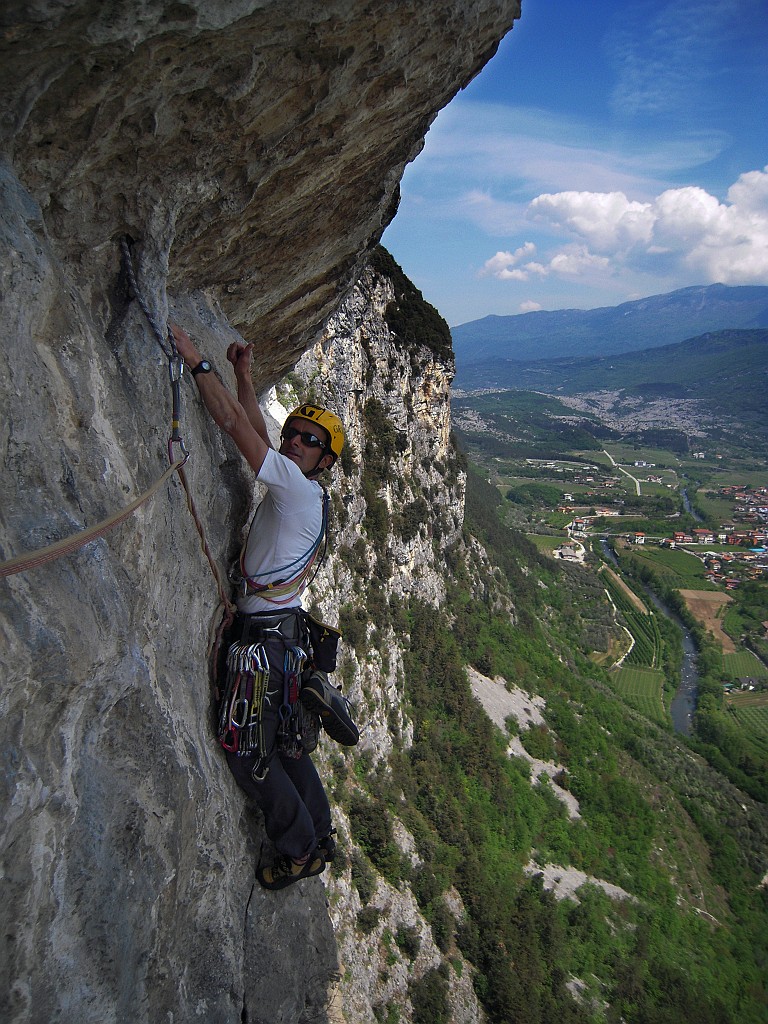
303, 613, 342, 672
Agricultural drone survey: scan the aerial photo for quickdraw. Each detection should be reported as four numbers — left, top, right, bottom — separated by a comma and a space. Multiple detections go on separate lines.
219, 640, 271, 779
120, 238, 236, 637
119, 238, 188, 467
277, 644, 308, 759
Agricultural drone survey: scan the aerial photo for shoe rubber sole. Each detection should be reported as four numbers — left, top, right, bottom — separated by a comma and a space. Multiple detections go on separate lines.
300, 687, 360, 746
256, 851, 326, 890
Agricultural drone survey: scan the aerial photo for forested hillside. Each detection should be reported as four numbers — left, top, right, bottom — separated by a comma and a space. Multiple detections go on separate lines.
314, 254, 768, 1023
374, 463, 768, 1022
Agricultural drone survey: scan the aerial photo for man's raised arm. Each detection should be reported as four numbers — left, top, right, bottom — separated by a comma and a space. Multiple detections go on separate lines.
170, 324, 270, 476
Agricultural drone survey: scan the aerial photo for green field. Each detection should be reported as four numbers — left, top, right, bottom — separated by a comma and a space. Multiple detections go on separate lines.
722, 650, 768, 678
601, 444, 682, 468
694, 492, 736, 523
725, 689, 768, 756
619, 545, 717, 590
612, 665, 667, 725
526, 534, 567, 554
698, 467, 768, 488
571, 449, 613, 467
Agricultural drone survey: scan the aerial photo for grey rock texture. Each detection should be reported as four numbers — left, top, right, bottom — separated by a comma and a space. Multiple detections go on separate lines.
274, 265, 481, 1023
0, 3, 519, 1022
2, 0, 518, 384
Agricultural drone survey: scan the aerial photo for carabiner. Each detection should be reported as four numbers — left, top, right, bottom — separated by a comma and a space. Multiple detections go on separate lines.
168, 436, 189, 465
231, 697, 249, 729
221, 728, 239, 753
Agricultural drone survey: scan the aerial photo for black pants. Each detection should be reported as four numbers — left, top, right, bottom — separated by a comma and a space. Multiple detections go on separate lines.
224, 630, 331, 861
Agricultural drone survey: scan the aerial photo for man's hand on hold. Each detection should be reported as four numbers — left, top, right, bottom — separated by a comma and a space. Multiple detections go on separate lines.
169, 324, 200, 366
227, 341, 254, 380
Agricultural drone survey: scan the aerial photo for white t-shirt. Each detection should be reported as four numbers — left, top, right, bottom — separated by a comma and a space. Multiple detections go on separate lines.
237, 446, 325, 613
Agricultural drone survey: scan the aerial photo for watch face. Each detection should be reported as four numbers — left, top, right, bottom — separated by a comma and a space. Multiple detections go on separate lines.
192, 360, 212, 376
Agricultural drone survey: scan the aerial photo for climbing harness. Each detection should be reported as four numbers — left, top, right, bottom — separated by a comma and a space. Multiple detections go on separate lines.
234, 489, 330, 604
217, 610, 316, 774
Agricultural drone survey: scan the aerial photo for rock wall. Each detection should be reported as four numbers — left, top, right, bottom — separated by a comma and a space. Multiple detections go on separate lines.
273, 262, 482, 1023
0, 3, 519, 1022
1, 0, 517, 384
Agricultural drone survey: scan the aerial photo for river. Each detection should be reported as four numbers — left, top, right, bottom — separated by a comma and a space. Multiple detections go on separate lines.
680, 484, 704, 523
600, 538, 697, 735
644, 588, 698, 735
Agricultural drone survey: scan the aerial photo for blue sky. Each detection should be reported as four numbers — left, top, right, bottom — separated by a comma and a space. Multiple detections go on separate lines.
381, 0, 768, 327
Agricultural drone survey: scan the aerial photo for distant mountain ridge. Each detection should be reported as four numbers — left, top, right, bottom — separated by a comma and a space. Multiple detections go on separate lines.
454, 327, 768, 447
452, 283, 768, 367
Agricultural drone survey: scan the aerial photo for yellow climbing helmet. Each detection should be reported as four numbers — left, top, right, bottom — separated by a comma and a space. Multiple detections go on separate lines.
286, 404, 345, 461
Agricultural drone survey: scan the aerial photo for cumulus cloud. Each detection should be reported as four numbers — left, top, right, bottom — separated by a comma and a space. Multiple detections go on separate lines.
530, 191, 654, 250
519, 300, 542, 313
481, 242, 609, 282
493, 166, 768, 286
481, 243, 540, 280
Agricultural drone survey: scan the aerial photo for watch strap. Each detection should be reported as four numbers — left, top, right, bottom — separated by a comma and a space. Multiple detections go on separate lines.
191, 359, 212, 377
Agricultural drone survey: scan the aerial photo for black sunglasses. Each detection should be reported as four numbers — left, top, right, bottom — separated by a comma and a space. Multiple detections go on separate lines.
281, 425, 327, 450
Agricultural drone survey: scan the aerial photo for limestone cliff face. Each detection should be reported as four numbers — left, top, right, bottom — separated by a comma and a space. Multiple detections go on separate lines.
266, 260, 482, 1023
1, 0, 517, 385
1, 3, 520, 1022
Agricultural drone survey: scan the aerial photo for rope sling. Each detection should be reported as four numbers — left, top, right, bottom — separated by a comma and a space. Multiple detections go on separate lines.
236, 488, 329, 605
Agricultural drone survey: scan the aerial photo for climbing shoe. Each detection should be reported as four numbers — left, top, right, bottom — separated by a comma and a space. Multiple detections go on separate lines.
300, 671, 360, 746
298, 703, 321, 754
256, 850, 326, 891
316, 829, 337, 864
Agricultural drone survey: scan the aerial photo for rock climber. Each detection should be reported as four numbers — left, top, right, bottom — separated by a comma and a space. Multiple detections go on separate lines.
170, 323, 358, 890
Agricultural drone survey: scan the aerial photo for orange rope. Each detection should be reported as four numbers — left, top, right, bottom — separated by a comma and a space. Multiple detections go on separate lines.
178, 462, 237, 620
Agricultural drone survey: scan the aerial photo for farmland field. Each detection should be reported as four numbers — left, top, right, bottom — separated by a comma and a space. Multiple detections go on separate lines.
680, 590, 736, 652
693, 492, 734, 523
526, 534, 566, 555
624, 546, 715, 589
725, 689, 768, 755
722, 650, 768, 678
611, 665, 667, 725
602, 444, 682, 468
601, 565, 647, 613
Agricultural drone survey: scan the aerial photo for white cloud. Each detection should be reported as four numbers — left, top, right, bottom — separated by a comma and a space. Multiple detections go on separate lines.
481, 242, 610, 282
513, 166, 768, 286
529, 192, 654, 250
481, 243, 539, 280
519, 300, 542, 313
549, 249, 611, 275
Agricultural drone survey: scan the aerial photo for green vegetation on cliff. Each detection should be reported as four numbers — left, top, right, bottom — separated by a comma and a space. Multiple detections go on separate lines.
339, 253, 768, 1024
370, 246, 454, 364
345, 463, 768, 1023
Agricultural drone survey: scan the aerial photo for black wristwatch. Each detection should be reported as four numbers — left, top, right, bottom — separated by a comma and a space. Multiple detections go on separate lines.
191, 359, 212, 377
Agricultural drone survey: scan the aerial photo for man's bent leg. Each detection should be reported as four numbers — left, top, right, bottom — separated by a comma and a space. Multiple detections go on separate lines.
225, 738, 318, 861
280, 750, 332, 845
